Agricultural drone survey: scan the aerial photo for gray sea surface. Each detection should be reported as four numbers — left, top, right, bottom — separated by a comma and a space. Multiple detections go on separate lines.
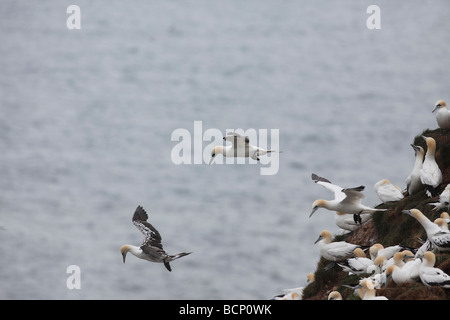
0, 0, 449, 299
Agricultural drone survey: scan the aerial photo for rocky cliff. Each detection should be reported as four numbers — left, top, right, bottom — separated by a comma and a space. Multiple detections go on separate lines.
302, 128, 450, 300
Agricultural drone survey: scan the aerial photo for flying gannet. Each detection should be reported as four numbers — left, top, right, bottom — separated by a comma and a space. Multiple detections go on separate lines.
310, 174, 386, 223
120, 206, 192, 271
209, 132, 277, 165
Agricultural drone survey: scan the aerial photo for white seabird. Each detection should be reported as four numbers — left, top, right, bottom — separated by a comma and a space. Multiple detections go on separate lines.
367, 256, 388, 287
274, 273, 315, 300
120, 206, 192, 271
274, 292, 301, 300
209, 132, 277, 165
419, 251, 450, 288
403, 209, 450, 252
367, 255, 387, 275
432, 100, 450, 130
385, 252, 420, 286
359, 279, 388, 300
428, 184, 450, 211
405, 144, 425, 195
338, 248, 373, 275
420, 136, 442, 197
328, 291, 343, 300
334, 211, 372, 232
310, 174, 386, 223
369, 243, 407, 261
314, 230, 364, 263
401, 251, 421, 282
374, 179, 404, 203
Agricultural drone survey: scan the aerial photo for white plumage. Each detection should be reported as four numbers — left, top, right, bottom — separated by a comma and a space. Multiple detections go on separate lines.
374, 179, 404, 203
420, 136, 442, 197
419, 251, 450, 288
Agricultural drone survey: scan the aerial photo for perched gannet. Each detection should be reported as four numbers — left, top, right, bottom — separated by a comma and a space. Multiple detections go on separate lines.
435, 218, 449, 231
310, 174, 386, 222
120, 206, 192, 271
419, 251, 450, 288
314, 230, 364, 264
209, 132, 277, 164
359, 279, 388, 300
374, 179, 404, 203
401, 252, 421, 282
328, 291, 343, 300
385, 252, 420, 286
420, 136, 442, 197
367, 257, 388, 287
428, 184, 450, 211
432, 100, 450, 129
274, 292, 301, 300
334, 211, 372, 232
367, 255, 388, 276
405, 144, 425, 195
403, 209, 450, 252
274, 273, 315, 300
338, 248, 373, 275
369, 243, 408, 261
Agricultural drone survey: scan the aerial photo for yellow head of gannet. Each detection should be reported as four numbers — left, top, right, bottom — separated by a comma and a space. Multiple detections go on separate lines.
441, 212, 450, 220
353, 247, 367, 258
421, 251, 436, 268
432, 100, 447, 112
328, 291, 343, 300
120, 244, 132, 263
310, 199, 328, 217
434, 218, 449, 230
422, 136, 437, 156
314, 230, 332, 244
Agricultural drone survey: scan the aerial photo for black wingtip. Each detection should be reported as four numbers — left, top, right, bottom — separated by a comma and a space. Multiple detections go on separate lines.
311, 173, 331, 184
132, 205, 149, 222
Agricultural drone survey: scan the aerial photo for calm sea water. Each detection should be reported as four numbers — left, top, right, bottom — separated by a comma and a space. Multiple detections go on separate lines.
0, 0, 449, 299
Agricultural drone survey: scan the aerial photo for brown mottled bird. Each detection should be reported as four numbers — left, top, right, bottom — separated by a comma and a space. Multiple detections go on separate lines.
120, 206, 191, 271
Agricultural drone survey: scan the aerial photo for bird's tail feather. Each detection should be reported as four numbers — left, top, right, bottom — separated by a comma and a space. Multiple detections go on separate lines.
169, 252, 192, 261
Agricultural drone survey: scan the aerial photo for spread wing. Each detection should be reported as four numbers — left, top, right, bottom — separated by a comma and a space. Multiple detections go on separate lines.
311, 173, 346, 202
224, 132, 250, 146
340, 186, 365, 205
132, 205, 164, 250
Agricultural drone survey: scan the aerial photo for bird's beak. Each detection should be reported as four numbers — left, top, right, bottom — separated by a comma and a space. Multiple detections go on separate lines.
402, 210, 412, 216
403, 255, 415, 261
432, 105, 440, 113
314, 235, 323, 244
421, 135, 427, 141
385, 274, 391, 288
410, 144, 419, 152
310, 206, 318, 218
208, 155, 215, 165
122, 252, 126, 264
